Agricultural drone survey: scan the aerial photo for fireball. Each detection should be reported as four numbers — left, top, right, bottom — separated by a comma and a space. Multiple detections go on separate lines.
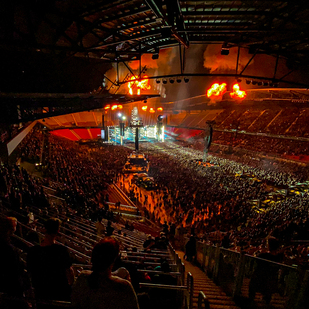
230, 84, 246, 99
207, 83, 227, 98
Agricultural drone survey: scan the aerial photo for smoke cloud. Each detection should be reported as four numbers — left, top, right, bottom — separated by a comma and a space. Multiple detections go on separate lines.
203, 45, 253, 73
129, 49, 174, 70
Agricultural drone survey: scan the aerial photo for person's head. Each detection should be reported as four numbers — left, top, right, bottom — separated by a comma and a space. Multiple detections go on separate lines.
0, 216, 17, 242
91, 237, 120, 273
161, 260, 170, 273
44, 218, 61, 236
267, 237, 280, 252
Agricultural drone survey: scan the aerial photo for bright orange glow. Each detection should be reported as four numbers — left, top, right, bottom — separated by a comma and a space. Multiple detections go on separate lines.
230, 84, 247, 99
117, 105, 123, 109
142, 106, 148, 111
149, 108, 155, 113
207, 83, 227, 98
111, 104, 118, 110
104, 105, 110, 110
157, 107, 163, 112
128, 75, 151, 95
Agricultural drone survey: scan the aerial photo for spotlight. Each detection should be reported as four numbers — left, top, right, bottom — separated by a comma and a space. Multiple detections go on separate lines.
245, 80, 251, 85
269, 82, 274, 87
157, 115, 164, 121
258, 81, 262, 86
144, 100, 147, 103
252, 80, 257, 85
237, 78, 242, 83
221, 44, 230, 55
184, 77, 189, 83
176, 77, 182, 83
169, 78, 175, 84
162, 79, 167, 84
262, 81, 269, 86
156, 79, 160, 84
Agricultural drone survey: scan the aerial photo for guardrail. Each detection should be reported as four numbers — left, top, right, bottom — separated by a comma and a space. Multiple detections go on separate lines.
198, 291, 210, 309
192, 240, 309, 308
139, 272, 194, 309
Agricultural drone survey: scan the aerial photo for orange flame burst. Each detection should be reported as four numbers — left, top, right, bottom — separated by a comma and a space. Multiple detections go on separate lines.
111, 104, 118, 110
207, 83, 227, 98
149, 108, 155, 113
230, 84, 246, 99
128, 75, 151, 96
117, 105, 123, 109
142, 106, 148, 111
157, 107, 163, 112
104, 105, 110, 110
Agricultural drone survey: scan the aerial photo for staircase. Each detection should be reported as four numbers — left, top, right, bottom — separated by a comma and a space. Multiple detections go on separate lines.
177, 251, 240, 309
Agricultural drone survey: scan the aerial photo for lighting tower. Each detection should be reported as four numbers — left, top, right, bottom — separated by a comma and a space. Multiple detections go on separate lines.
157, 115, 164, 142
203, 120, 214, 162
130, 107, 143, 151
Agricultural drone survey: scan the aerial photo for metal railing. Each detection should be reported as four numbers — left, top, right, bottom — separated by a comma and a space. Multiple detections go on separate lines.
197, 291, 210, 309
139, 272, 194, 309
193, 240, 309, 309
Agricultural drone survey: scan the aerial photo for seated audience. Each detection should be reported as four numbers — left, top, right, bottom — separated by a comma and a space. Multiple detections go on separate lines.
72, 237, 139, 309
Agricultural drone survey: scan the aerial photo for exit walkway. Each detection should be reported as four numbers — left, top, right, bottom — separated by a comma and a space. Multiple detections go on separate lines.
177, 251, 240, 309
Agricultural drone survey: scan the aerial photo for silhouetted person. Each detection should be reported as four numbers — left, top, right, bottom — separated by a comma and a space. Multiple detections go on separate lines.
27, 218, 74, 301
72, 237, 139, 309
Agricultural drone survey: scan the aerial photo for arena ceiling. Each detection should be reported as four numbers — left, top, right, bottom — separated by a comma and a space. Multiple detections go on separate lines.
1, 0, 309, 124
2, 0, 309, 65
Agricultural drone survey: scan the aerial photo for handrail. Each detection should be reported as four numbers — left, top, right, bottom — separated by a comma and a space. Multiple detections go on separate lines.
139, 283, 187, 290
187, 272, 194, 309
112, 183, 136, 207
198, 291, 210, 309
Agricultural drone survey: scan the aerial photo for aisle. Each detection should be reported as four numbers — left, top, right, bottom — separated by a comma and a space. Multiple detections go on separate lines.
176, 251, 240, 309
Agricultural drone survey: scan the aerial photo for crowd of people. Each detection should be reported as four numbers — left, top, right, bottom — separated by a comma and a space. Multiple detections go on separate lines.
0, 121, 309, 307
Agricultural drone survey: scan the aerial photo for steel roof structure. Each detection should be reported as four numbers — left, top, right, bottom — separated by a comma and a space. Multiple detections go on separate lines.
2, 0, 308, 65
1, 1, 309, 124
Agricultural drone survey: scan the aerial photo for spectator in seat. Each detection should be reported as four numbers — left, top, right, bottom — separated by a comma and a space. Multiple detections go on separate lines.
106, 220, 114, 236
72, 237, 139, 309
27, 218, 74, 301
0, 216, 25, 297
95, 216, 105, 241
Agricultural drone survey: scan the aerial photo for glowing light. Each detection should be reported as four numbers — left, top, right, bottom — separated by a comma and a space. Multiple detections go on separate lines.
142, 106, 148, 111
230, 84, 247, 99
111, 104, 118, 110
149, 108, 155, 113
207, 83, 227, 98
117, 105, 123, 109
118, 113, 122, 117
104, 105, 110, 110
128, 75, 151, 96
122, 116, 126, 120
157, 107, 163, 112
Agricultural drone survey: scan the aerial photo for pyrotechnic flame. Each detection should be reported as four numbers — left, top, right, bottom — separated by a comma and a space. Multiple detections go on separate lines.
157, 107, 163, 111
142, 106, 148, 111
104, 105, 110, 110
128, 75, 151, 96
207, 83, 227, 98
230, 84, 246, 99
111, 104, 118, 110
149, 108, 155, 113
117, 105, 123, 109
